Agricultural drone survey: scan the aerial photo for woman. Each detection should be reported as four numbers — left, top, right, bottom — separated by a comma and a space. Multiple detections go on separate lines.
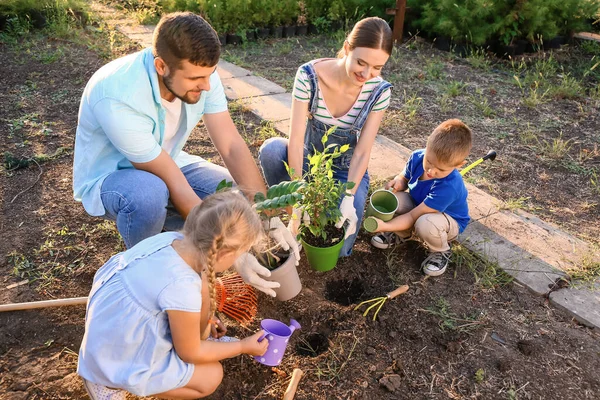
259, 17, 393, 256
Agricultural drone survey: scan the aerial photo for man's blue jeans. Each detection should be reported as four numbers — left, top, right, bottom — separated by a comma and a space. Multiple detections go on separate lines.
259, 137, 369, 257
100, 161, 232, 248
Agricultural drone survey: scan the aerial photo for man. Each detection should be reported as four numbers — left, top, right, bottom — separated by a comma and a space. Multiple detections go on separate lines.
73, 12, 298, 296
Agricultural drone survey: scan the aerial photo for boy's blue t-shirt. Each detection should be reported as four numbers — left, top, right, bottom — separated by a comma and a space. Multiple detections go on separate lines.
402, 149, 470, 232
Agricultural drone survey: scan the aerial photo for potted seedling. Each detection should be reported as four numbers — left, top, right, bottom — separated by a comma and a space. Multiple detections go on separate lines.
296, 127, 355, 272
215, 179, 303, 301
253, 181, 305, 301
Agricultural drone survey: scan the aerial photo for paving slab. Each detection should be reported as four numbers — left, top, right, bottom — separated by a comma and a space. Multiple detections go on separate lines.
217, 60, 252, 79
122, 32, 153, 47
116, 24, 155, 36
222, 75, 286, 100
550, 285, 600, 328
274, 119, 290, 136
241, 93, 292, 122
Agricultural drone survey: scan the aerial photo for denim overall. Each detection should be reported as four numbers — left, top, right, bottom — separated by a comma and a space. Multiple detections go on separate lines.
259, 62, 392, 256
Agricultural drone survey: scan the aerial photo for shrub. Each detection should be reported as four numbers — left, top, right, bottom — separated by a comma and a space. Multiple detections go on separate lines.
0, 0, 88, 32
407, 0, 600, 47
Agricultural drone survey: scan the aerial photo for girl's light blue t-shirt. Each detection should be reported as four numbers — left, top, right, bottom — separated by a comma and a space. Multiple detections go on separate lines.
77, 232, 202, 396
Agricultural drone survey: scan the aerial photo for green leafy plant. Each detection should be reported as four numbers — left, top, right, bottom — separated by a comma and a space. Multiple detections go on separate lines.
252, 180, 304, 270
298, 126, 355, 243
215, 178, 302, 270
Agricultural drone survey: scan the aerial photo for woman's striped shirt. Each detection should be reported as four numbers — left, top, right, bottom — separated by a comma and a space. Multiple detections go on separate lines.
292, 59, 391, 129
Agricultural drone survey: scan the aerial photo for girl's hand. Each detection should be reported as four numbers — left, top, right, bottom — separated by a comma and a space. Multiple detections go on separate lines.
210, 318, 227, 339
241, 330, 269, 356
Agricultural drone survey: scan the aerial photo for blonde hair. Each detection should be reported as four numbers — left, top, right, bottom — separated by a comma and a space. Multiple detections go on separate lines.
427, 119, 473, 165
182, 191, 263, 321
337, 17, 393, 58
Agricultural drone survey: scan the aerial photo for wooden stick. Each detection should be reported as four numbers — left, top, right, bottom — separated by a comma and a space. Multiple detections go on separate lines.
283, 368, 303, 400
0, 297, 88, 312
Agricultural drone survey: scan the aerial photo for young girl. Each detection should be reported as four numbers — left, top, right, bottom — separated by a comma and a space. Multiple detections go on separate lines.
77, 191, 268, 399
259, 17, 393, 257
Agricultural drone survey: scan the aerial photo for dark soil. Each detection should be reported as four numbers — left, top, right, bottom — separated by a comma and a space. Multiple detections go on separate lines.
301, 224, 344, 248
295, 333, 329, 357
1, 16, 600, 400
324, 277, 365, 306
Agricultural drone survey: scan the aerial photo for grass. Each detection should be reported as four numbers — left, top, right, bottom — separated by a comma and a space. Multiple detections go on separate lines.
384, 247, 409, 288
451, 243, 514, 289
517, 122, 538, 144
8, 222, 122, 289
424, 59, 445, 80
465, 47, 491, 70
470, 93, 495, 118
549, 74, 584, 100
310, 335, 359, 382
444, 80, 467, 97
501, 196, 531, 212
566, 256, 600, 288
3, 147, 72, 171
419, 297, 485, 334
538, 133, 573, 160
401, 90, 422, 121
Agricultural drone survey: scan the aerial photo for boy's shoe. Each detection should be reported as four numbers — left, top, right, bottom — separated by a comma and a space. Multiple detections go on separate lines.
207, 335, 240, 342
371, 232, 409, 250
421, 250, 452, 276
82, 378, 126, 400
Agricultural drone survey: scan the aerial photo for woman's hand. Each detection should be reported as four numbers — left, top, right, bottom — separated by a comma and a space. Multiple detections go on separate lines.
241, 330, 269, 356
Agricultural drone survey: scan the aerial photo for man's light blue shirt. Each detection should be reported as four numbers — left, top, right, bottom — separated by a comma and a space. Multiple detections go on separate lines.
73, 48, 228, 216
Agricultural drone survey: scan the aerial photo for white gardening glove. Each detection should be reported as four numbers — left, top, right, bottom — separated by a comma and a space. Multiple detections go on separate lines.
267, 217, 300, 265
335, 195, 357, 239
235, 253, 280, 297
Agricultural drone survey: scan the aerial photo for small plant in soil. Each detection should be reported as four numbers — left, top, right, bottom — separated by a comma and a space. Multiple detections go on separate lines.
253, 180, 304, 269
216, 178, 303, 270
296, 126, 355, 248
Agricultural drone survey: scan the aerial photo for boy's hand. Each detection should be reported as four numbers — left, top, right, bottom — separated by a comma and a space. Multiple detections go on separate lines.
241, 330, 269, 356
370, 217, 387, 233
385, 178, 404, 193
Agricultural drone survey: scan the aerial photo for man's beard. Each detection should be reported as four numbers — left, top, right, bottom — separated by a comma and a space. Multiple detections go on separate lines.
163, 74, 201, 104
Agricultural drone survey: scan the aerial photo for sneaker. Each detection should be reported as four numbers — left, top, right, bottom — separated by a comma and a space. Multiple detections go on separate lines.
421, 251, 452, 276
82, 378, 126, 400
371, 232, 408, 250
207, 335, 240, 342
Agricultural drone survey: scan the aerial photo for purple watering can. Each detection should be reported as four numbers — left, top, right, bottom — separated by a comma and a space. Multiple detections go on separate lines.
254, 319, 301, 366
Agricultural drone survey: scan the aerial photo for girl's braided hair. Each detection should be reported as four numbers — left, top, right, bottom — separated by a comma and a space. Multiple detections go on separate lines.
182, 190, 263, 320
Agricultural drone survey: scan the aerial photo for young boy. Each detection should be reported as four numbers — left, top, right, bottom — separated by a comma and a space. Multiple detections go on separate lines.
370, 119, 472, 276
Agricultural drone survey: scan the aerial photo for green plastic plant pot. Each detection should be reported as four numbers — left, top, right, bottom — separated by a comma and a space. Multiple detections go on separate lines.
300, 236, 345, 272
365, 189, 398, 222
363, 216, 379, 233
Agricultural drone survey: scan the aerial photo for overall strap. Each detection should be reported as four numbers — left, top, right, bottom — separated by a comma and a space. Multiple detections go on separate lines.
300, 62, 320, 116
351, 80, 393, 131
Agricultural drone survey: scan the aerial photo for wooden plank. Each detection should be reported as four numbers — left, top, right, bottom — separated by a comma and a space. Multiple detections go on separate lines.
574, 32, 600, 43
